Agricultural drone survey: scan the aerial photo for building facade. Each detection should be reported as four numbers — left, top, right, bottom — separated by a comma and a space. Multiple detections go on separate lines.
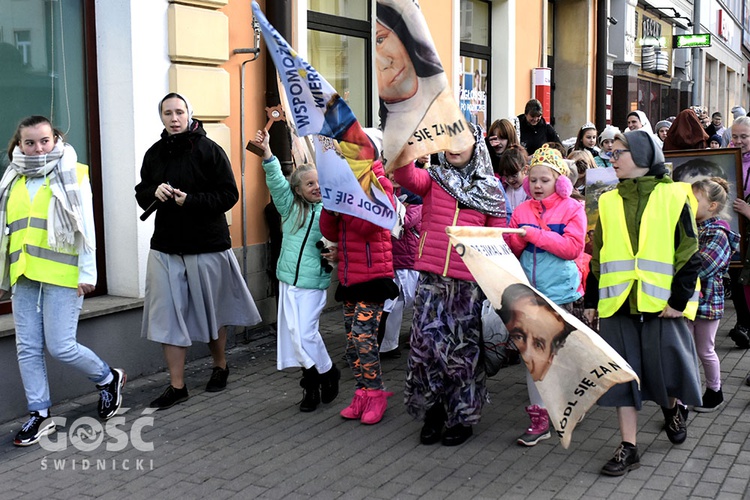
1, 0, 749, 422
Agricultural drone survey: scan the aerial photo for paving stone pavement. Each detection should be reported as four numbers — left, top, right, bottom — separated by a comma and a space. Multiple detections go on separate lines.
0, 305, 749, 500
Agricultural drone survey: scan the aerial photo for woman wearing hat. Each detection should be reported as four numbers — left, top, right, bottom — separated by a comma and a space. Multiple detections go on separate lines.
584, 129, 702, 476
663, 108, 709, 151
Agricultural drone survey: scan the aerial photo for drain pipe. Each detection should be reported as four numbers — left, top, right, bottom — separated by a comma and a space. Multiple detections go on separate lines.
265, 0, 293, 174
234, 15, 261, 283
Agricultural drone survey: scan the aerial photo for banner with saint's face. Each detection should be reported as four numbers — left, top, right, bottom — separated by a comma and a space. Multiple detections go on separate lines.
446, 226, 640, 449
375, 0, 474, 170
252, 2, 396, 230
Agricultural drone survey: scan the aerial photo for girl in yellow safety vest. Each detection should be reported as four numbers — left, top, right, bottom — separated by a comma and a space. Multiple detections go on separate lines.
2, 116, 125, 447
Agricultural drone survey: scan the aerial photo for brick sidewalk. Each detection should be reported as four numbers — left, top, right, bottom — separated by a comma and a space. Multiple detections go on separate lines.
0, 306, 749, 499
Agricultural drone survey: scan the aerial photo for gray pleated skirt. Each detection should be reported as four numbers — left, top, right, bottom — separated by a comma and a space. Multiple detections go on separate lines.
141, 249, 262, 347
597, 315, 702, 409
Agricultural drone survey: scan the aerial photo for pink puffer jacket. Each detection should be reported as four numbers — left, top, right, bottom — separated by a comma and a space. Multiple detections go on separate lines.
394, 162, 506, 282
319, 161, 395, 287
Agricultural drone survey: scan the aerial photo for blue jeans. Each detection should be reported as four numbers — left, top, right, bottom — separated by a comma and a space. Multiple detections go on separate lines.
13, 276, 110, 412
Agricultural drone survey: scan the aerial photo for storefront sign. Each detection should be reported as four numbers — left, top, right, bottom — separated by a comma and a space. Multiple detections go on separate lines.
673, 34, 712, 48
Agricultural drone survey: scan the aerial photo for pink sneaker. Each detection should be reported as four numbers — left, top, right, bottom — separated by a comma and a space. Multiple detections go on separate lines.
340, 389, 367, 419
517, 405, 551, 446
360, 390, 394, 425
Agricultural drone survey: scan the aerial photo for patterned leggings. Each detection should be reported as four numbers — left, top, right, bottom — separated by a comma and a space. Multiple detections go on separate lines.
404, 272, 487, 427
343, 300, 385, 390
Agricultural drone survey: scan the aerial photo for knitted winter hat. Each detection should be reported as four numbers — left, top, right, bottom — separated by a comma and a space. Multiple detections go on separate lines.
732, 106, 747, 119
598, 125, 621, 146
654, 120, 672, 132
709, 134, 723, 147
527, 144, 570, 177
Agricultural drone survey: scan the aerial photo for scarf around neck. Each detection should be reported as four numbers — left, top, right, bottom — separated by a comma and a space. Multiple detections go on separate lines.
429, 126, 506, 218
0, 140, 91, 289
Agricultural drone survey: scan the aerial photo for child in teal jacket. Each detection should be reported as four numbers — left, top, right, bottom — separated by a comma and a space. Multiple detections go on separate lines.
257, 130, 338, 413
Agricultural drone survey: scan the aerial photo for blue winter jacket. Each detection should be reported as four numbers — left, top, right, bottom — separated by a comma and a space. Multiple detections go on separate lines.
262, 156, 330, 290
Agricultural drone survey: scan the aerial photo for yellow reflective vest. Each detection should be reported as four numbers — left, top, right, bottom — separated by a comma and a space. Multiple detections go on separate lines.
7, 164, 89, 289
597, 182, 699, 319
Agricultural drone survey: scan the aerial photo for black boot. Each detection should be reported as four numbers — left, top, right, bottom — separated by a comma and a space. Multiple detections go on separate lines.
601, 442, 640, 476
319, 364, 340, 404
729, 324, 750, 349
694, 388, 723, 413
300, 368, 321, 412
662, 404, 687, 444
420, 404, 447, 445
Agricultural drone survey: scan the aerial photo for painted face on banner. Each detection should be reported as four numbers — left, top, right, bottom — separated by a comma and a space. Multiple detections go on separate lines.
375, 22, 418, 104
506, 295, 567, 382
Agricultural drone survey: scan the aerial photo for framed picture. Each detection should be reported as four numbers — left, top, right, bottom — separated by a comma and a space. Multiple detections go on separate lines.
585, 167, 619, 234
664, 147, 744, 264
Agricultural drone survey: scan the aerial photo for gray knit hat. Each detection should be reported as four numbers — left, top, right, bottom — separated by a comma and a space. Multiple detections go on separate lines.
732, 106, 747, 119
598, 125, 621, 146
623, 129, 667, 176
654, 120, 671, 132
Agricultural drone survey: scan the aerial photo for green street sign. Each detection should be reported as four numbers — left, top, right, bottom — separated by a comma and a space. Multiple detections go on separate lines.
673, 34, 712, 48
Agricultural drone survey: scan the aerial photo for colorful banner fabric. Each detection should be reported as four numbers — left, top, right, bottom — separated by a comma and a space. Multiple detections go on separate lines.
252, 2, 396, 229
446, 226, 640, 449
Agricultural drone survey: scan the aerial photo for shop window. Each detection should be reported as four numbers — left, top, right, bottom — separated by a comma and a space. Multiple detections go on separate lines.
308, 3, 372, 125
459, 0, 491, 132
0, 0, 104, 310
309, 0, 368, 21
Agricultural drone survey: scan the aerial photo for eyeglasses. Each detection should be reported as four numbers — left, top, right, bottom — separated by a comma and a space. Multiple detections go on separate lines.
610, 149, 630, 161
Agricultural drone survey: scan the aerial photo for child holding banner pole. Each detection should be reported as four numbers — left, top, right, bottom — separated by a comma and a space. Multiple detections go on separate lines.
583, 129, 702, 476
255, 130, 340, 413
395, 123, 507, 446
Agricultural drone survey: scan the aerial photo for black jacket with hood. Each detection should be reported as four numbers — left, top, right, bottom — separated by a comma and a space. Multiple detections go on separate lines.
135, 119, 239, 254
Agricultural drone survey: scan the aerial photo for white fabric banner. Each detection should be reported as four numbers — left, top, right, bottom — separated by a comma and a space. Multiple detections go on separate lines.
446, 226, 640, 449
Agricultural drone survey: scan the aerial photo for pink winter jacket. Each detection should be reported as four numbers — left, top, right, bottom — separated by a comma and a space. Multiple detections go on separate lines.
394, 162, 506, 282
319, 160, 395, 287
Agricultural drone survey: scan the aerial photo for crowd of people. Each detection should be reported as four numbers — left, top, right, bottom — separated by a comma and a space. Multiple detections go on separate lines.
8, 94, 750, 478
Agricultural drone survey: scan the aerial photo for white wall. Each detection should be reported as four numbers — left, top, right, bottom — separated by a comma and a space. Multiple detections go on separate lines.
95, 0, 171, 298
490, 0, 516, 119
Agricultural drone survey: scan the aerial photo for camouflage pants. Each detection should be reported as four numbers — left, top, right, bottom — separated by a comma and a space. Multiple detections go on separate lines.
343, 300, 384, 390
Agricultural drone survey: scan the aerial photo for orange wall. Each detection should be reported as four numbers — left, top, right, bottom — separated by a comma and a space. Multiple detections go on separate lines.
421, 0, 455, 93
218, 1, 457, 247
515, 2, 544, 114
222, 0, 270, 247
